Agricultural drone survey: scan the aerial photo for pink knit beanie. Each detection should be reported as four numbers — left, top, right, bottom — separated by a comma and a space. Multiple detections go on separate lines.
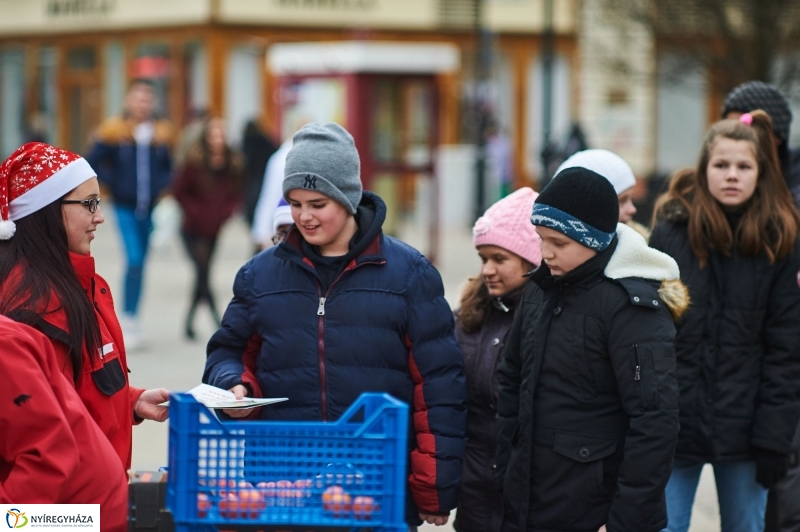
473, 187, 542, 266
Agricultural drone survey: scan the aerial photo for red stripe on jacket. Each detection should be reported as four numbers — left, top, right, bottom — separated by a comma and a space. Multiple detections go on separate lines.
240, 334, 264, 419
406, 334, 441, 513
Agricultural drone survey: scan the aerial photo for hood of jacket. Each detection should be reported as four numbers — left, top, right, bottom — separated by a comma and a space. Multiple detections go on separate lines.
605, 223, 690, 321
94, 116, 173, 146
279, 190, 387, 269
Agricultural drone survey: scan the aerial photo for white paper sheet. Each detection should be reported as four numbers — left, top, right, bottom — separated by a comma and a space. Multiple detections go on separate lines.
159, 384, 288, 409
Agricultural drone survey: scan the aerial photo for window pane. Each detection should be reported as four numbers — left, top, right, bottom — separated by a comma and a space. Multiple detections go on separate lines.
67, 47, 97, 70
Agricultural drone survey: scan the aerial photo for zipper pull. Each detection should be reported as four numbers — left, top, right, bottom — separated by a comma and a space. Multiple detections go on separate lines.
634, 344, 641, 381
317, 297, 327, 316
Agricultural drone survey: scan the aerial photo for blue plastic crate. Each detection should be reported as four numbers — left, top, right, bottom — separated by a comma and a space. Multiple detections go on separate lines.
166, 393, 409, 532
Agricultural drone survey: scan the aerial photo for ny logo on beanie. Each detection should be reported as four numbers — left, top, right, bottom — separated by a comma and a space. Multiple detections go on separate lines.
304, 175, 317, 189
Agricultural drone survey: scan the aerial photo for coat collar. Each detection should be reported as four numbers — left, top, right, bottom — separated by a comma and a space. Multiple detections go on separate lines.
275, 191, 387, 270
531, 237, 618, 292
69, 252, 96, 290
604, 223, 680, 282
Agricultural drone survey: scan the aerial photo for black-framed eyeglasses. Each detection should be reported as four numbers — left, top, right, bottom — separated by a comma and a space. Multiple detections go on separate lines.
271, 231, 287, 245
61, 198, 101, 214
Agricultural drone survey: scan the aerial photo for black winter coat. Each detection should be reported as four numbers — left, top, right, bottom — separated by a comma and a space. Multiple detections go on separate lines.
496, 225, 684, 532
650, 206, 800, 461
453, 289, 520, 532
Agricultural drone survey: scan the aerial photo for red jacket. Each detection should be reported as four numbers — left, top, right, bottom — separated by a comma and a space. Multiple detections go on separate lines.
3, 253, 144, 469
0, 315, 128, 531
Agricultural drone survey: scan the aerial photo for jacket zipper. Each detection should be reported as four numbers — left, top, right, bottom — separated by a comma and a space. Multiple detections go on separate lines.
314, 259, 386, 421
634, 344, 641, 381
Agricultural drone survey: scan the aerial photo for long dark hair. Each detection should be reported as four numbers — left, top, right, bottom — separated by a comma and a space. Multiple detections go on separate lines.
0, 200, 101, 381
654, 110, 800, 267
188, 118, 244, 191
199, 118, 233, 171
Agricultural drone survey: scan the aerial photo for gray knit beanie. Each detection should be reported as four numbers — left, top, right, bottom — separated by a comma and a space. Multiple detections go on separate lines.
282, 123, 362, 214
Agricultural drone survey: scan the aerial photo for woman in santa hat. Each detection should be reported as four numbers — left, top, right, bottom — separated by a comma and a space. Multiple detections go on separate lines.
0, 142, 168, 471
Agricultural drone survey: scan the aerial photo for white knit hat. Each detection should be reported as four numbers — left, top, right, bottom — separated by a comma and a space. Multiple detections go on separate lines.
273, 198, 293, 235
554, 149, 636, 195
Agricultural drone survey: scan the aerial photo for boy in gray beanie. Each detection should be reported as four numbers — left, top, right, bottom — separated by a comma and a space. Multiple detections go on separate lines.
205, 122, 467, 530
282, 122, 362, 214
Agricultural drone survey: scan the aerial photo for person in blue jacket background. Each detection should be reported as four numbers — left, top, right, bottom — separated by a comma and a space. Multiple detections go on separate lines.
85, 78, 173, 349
203, 122, 467, 530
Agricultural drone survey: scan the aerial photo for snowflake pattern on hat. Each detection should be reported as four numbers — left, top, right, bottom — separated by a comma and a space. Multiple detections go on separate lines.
0, 142, 89, 239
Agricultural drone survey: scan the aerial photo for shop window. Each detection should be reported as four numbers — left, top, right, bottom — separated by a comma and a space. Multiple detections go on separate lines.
526, 53, 572, 180
225, 46, 262, 147
105, 42, 124, 118
67, 47, 97, 70
279, 78, 347, 141
185, 42, 208, 120
656, 53, 706, 175
0, 48, 25, 157
371, 78, 434, 167
32, 47, 58, 146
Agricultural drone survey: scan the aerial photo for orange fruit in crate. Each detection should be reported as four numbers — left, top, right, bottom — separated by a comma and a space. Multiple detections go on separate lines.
294, 479, 312, 504
238, 488, 264, 518
276, 480, 296, 506
257, 481, 276, 505
197, 493, 211, 518
322, 485, 352, 516
218, 479, 237, 497
353, 496, 378, 520
218, 493, 240, 519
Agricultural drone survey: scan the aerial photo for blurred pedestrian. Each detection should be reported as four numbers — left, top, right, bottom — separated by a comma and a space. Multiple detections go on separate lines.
174, 107, 208, 169
203, 123, 467, 530
0, 315, 128, 531
173, 118, 244, 340
650, 111, 800, 532
242, 120, 278, 231
251, 136, 292, 251
86, 78, 174, 349
722, 81, 800, 204
453, 187, 541, 532
0, 143, 169, 472
555, 148, 649, 237
270, 197, 293, 246
496, 169, 685, 532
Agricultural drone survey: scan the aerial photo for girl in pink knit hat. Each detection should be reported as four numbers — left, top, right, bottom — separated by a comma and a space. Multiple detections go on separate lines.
453, 187, 541, 532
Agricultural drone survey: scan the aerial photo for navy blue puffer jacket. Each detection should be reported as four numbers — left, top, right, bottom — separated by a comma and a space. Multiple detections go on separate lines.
204, 192, 467, 521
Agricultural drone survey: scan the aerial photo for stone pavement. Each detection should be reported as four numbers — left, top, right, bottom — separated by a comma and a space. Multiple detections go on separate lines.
90, 208, 720, 531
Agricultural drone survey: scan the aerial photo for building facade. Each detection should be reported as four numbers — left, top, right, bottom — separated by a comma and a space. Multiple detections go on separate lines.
0, 0, 578, 191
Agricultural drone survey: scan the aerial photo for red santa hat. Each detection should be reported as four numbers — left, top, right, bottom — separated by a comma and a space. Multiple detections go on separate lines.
0, 142, 97, 240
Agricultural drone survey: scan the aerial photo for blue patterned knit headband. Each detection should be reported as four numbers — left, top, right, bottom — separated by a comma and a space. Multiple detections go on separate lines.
530, 203, 615, 251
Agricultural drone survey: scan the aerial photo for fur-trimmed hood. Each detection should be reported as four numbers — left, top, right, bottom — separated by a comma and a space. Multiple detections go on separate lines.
656, 197, 690, 223
93, 116, 173, 146
606, 223, 690, 321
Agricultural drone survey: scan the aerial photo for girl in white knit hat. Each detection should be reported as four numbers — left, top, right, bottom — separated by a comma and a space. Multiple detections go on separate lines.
555, 148, 640, 225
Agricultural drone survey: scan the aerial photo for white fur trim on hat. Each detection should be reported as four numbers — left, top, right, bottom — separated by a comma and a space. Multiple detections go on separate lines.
8, 157, 96, 221
555, 149, 637, 196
